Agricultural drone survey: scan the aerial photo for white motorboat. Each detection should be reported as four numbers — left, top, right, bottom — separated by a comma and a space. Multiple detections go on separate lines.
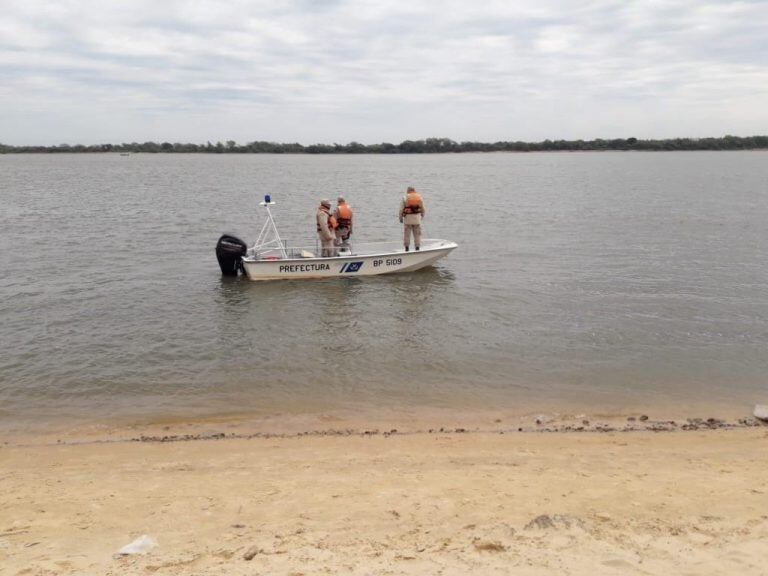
216, 195, 457, 281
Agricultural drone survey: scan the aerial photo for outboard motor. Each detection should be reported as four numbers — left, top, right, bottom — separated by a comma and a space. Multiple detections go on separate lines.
216, 234, 248, 276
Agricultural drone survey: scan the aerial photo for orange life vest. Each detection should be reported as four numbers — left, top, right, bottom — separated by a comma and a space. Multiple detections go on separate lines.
336, 203, 353, 227
317, 206, 337, 231
403, 192, 422, 215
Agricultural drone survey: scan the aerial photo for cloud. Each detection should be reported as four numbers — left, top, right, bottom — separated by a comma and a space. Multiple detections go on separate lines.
0, 0, 766, 144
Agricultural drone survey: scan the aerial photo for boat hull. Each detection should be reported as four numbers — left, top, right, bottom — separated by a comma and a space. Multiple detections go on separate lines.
241, 240, 457, 281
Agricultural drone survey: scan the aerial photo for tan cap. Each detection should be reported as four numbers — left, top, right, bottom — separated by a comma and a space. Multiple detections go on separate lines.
320, 198, 331, 208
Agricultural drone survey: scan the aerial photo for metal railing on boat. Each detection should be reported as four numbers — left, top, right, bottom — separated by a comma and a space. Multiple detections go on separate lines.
247, 239, 449, 261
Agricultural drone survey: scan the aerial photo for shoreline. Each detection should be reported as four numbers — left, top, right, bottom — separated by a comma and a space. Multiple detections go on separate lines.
3, 141, 768, 154
4, 406, 765, 447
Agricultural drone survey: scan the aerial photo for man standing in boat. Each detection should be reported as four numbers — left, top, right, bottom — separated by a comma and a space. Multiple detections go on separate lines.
317, 199, 337, 257
399, 186, 425, 251
334, 196, 353, 248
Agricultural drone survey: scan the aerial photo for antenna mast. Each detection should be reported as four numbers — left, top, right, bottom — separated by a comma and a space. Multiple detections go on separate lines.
253, 195, 288, 258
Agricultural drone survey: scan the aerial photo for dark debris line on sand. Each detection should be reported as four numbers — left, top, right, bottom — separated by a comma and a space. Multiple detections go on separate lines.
119, 415, 767, 445
14, 415, 762, 448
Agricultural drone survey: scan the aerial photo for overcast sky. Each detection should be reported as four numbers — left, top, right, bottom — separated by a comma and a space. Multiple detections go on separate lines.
1, 0, 767, 145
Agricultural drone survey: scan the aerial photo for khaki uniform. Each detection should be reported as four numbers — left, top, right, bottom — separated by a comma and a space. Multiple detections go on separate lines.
399, 194, 425, 250
316, 207, 336, 257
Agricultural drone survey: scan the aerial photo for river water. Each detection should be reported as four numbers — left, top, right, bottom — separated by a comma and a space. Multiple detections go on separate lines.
1, 152, 767, 431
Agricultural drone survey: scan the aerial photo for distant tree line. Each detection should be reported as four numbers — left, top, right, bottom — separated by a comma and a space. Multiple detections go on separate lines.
2, 135, 767, 154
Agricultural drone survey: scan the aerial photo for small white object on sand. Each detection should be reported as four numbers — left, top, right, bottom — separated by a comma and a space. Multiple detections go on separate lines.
116, 535, 157, 556
754, 405, 768, 421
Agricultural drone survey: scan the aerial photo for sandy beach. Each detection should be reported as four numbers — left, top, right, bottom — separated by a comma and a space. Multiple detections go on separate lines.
2, 424, 767, 575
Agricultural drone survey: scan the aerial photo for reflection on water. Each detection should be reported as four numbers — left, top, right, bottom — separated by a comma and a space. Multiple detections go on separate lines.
1, 151, 767, 430
213, 265, 457, 367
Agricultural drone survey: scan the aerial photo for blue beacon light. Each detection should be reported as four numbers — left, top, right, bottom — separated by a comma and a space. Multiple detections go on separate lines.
264, 194, 271, 203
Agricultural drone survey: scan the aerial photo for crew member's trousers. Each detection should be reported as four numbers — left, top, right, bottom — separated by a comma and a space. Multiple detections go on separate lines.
320, 236, 336, 257
335, 227, 351, 245
403, 224, 421, 249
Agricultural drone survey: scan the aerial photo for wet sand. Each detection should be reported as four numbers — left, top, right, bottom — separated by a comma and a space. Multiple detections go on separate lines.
2, 424, 768, 575
3, 402, 763, 446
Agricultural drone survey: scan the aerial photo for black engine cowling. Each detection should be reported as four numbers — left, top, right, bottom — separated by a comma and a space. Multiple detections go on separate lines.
216, 234, 247, 276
